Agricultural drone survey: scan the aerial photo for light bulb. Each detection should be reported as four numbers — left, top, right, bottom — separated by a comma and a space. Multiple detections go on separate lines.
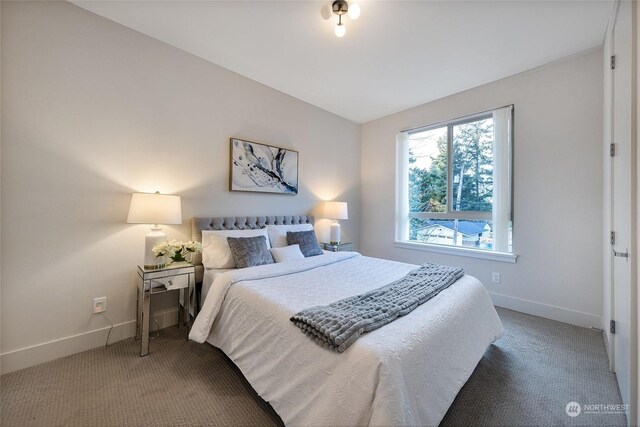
348, 3, 360, 20
335, 23, 346, 37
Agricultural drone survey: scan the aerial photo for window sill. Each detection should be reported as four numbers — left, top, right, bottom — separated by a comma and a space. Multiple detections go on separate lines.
394, 241, 518, 263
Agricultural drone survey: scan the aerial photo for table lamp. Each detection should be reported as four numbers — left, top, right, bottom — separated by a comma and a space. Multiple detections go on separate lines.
324, 201, 348, 245
127, 191, 182, 269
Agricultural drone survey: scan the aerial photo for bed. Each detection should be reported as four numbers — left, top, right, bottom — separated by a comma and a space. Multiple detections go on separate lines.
188, 216, 504, 426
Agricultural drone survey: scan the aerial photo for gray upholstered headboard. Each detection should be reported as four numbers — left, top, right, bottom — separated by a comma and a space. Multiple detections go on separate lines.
191, 215, 314, 283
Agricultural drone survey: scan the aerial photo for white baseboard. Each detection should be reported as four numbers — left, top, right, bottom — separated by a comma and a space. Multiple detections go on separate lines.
489, 292, 602, 329
2, 295, 602, 375
1, 308, 180, 375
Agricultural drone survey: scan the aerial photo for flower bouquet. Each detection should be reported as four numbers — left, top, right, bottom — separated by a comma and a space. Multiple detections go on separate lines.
152, 240, 203, 266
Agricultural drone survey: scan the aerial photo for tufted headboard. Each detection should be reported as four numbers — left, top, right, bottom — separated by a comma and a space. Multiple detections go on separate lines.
191, 215, 314, 283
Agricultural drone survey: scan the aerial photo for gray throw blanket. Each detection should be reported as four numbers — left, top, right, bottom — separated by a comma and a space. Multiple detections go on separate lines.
290, 263, 464, 352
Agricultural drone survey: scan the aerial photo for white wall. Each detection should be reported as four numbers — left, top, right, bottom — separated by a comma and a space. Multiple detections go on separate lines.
633, 1, 640, 422
361, 48, 604, 328
0, 0, 3, 363
0, 1, 360, 373
636, 1, 640, 420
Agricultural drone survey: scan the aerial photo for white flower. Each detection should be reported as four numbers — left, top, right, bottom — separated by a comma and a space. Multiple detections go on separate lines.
153, 239, 202, 258
184, 240, 203, 253
152, 241, 176, 257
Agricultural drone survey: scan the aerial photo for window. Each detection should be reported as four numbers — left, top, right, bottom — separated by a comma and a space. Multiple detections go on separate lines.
396, 106, 514, 258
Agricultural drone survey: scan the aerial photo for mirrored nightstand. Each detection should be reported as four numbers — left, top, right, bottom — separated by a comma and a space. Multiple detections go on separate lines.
136, 262, 195, 357
322, 242, 353, 252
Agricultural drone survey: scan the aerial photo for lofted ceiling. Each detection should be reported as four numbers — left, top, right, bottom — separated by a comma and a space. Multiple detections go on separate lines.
71, 1, 612, 123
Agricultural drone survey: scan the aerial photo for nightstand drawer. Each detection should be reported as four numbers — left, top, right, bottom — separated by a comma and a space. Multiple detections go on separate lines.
322, 242, 353, 252
143, 266, 194, 280
149, 274, 189, 293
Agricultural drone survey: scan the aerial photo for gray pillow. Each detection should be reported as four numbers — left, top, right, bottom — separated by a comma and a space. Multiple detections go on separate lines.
286, 230, 323, 257
226, 235, 274, 269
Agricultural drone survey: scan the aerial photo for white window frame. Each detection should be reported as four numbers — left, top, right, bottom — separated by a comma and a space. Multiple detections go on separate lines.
395, 106, 517, 263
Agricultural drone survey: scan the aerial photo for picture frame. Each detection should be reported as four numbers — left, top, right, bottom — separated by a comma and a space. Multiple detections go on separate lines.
229, 138, 299, 195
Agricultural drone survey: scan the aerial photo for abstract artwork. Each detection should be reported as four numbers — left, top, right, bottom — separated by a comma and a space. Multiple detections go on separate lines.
230, 138, 299, 194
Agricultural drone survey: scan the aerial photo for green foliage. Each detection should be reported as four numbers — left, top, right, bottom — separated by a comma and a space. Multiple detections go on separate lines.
408, 135, 448, 214
452, 119, 494, 212
408, 118, 494, 238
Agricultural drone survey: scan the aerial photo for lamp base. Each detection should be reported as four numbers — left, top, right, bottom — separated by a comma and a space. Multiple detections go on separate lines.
144, 226, 166, 269
330, 222, 341, 245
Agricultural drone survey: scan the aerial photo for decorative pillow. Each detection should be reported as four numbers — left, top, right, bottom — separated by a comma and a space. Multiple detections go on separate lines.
265, 224, 314, 248
202, 228, 270, 269
226, 236, 274, 269
270, 244, 305, 263
286, 230, 323, 257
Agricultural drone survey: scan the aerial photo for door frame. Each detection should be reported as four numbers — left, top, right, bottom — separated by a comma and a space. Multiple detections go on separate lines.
603, 1, 638, 424
603, 0, 616, 369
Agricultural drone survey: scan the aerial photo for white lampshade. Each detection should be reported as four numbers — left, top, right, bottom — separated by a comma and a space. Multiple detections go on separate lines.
127, 192, 182, 225
324, 201, 348, 220
334, 23, 346, 37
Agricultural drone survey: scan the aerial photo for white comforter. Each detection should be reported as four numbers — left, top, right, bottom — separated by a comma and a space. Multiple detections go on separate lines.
189, 252, 504, 426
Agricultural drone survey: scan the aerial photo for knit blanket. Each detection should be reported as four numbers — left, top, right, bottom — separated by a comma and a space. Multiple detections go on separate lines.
290, 263, 464, 352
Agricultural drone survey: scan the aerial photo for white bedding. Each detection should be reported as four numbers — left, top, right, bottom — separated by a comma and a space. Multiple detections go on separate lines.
199, 251, 333, 306
189, 252, 504, 426
201, 268, 235, 306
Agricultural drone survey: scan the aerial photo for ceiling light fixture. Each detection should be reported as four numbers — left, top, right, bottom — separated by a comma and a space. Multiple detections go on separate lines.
332, 0, 360, 38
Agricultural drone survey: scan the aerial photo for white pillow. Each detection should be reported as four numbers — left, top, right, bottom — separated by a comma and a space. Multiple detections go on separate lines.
202, 228, 271, 269
270, 244, 305, 263
265, 224, 314, 248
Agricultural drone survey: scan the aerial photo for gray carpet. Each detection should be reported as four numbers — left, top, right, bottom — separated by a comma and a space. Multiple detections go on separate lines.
440, 308, 626, 426
1, 308, 627, 426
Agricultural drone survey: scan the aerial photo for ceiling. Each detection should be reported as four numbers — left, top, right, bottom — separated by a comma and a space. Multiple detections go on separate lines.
71, 1, 612, 123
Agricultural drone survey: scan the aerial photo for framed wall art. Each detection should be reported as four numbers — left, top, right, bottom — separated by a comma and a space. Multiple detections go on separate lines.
229, 138, 299, 195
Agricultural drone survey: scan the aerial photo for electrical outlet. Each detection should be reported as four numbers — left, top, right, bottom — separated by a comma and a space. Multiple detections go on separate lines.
93, 297, 107, 314
491, 272, 501, 284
